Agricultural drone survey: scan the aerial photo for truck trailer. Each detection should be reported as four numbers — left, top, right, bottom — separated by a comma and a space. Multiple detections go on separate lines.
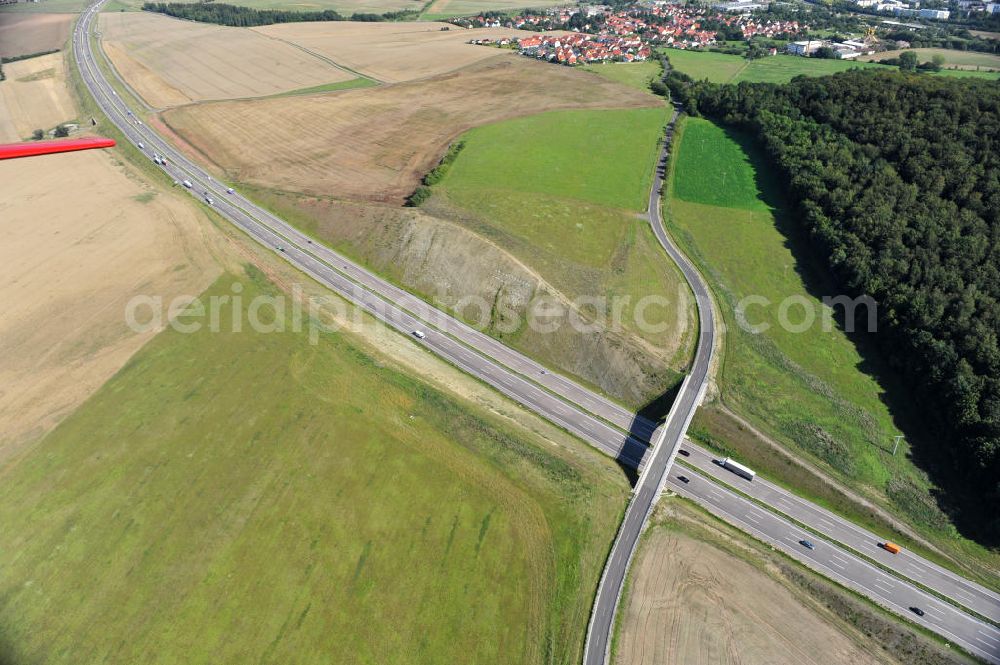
882, 541, 901, 554
720, 457, 756, 481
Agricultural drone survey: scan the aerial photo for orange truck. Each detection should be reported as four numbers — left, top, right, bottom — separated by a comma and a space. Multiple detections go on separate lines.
882, 541, 902, 554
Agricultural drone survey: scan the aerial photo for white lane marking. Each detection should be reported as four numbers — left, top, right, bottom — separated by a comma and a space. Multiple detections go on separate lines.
978, 630, 1000, 644
743, 512, 761, 524
873, 578, 894, 591
827, 558, 847, 571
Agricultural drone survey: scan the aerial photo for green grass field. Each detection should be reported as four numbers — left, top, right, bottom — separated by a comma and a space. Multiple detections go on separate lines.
273, 76, 377, 97
431, 106, 695, 373
665, 116, 1000, 575
0, 269, 626, 664
667, 49, 1000, 84
581, 60, 661, 92
665, 50, 883, 84
862, 47, 1000, 70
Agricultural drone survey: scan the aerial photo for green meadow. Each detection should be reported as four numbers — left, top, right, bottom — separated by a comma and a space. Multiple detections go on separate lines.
666, 50, 882, 84
665, 117, 998, 574
581, 60, 662, 92
666, 49, 1000, 84
430, 106, 694, 369
0, 270, 626, 664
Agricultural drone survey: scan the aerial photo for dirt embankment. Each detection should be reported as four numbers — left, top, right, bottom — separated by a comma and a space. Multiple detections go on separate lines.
268, 196, 678, 406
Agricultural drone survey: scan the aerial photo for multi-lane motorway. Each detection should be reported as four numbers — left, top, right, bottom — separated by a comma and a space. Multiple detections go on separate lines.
73, 5, 1000, 662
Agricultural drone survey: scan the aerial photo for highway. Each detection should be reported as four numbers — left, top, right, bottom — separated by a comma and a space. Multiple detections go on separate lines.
668, 469, 1000, 664
678, 443, 1000, 622
73, 5, 999, 662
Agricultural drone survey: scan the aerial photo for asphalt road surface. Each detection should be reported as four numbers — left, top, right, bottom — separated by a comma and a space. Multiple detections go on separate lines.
73, 6, 999, 662
582, 109, 716, 665
678, 443, 1000, 622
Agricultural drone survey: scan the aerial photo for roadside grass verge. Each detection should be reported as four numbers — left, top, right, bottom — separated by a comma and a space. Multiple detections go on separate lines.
664, 116, 1000, 585
0, 270, 627, 665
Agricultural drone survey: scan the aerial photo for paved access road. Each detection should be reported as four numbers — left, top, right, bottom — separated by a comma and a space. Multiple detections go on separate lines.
669, 469, 1000, 664
678, 443, 1000, 622
582, 110, 716, 665
74, 7, 999, 662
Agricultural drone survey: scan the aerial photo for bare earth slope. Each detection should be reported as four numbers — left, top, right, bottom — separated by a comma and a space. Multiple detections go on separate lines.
98, 12, 351, 107
162, 54, 660, 203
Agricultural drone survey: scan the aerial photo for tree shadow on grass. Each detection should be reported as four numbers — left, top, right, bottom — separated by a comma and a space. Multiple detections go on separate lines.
721, 122, 995, 545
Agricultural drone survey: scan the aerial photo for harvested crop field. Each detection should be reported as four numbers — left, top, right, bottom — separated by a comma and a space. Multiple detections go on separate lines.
254, 20, 556, 83
0, 13, 72, 58
98, 12, 352, 107
0, 148, 222, 462
163, 54, 661, 202
423, 0, 567, 18
0, 52, 75, 141
616, 529, 883, 665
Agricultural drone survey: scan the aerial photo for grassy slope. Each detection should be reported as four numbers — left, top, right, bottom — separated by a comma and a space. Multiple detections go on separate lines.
665, 116, 999, 577
0, 269, 626, 664
430, 106, 694, 374
580, 60, 661, 92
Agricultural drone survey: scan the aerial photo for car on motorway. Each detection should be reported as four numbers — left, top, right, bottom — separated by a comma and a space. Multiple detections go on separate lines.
678, 449, 690, 457
226, 187, 235, 195
204, 196, 214, 205
677, 475, 689, 483
412, 330, 426, 339
910, 607, 925, 617
137, 141, 144, 150
182, 180, 193, 188
800, 539, 815, 550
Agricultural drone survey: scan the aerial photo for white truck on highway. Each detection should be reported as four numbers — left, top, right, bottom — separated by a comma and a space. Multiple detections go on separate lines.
720, 457, 756, 481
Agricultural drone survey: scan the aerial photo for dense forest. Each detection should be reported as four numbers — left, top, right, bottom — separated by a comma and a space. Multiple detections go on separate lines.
667, 68, 1000, 544
141, 2, 418, 27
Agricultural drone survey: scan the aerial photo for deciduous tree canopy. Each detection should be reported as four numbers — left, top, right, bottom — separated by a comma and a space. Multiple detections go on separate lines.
669, 68, 1000, 543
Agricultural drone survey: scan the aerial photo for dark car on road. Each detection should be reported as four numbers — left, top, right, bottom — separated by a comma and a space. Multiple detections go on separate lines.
910, 607, 925, 617
677, 475, 690, 484
800, 540, 815, 550
678, 449, 690, 457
